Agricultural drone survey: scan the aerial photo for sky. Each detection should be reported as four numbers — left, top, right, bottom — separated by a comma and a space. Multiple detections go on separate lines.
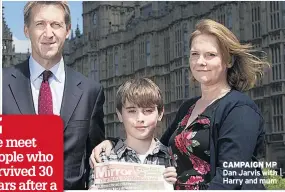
2, 1, 83, 53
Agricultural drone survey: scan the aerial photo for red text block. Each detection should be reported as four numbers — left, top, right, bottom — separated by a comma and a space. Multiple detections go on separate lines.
0, 115, 63, 191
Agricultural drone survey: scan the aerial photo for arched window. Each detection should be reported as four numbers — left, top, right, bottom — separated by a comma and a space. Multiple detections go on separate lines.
146, 39, 151, 66
184, 69, 189, 98
114, 48, 119, 76
252, 24, 255, 38
94, 57, 99, 82
183, 24, 188, 55
93, 12, 97, 25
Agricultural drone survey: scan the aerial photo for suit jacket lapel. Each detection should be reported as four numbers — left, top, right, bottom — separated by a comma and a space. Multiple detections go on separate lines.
60, 66, 83, 131
9, 60, 36, 114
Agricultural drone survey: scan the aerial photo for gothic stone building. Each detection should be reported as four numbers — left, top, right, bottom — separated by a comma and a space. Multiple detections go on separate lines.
2, 7, 30, 68
64, 1, 285, 170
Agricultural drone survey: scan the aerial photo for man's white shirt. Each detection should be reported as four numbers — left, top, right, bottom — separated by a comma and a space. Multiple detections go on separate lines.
29, 56, 65, 115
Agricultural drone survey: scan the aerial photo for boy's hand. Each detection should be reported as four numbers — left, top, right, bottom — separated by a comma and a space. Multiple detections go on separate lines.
163, 166, 177, 184
89, 140, 113, 168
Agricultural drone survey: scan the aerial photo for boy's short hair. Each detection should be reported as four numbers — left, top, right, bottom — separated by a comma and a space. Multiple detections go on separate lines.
116, 78, 163, 114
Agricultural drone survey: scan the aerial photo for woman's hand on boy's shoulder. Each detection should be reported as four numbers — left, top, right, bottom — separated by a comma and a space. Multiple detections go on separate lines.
163, 166, 177, 184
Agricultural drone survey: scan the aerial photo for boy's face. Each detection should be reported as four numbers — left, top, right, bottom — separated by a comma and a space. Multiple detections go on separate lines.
117, 100, 164, 140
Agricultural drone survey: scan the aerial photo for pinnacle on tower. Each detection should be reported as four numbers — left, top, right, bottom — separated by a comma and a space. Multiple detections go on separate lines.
70, 29, 74, 39
2, 6, 6, 24
75, 18, 81, 37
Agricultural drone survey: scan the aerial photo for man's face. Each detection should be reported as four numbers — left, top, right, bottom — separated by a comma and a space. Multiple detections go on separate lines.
24, 4, 70, 62
117, 100, 164, 141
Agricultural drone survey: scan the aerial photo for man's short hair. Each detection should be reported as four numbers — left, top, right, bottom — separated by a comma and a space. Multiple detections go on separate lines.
116, 78, 164, 115
24, 1, 71, 29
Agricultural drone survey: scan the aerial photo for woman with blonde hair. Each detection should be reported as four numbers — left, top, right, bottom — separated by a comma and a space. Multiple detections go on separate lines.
90, 19, 270, 190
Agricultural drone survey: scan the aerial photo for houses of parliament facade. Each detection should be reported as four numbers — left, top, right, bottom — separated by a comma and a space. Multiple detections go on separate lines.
2, 8, 29, 67
3, 1, 285, 170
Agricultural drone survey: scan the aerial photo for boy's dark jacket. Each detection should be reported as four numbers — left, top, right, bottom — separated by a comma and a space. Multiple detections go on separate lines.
160, 89, 266, 190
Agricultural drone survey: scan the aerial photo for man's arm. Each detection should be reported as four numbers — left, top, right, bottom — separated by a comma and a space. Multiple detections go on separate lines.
86, 85, 105, 187
89, 85, 105, 151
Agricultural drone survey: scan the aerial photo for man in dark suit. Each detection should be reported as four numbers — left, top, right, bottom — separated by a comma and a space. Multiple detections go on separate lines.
2, 1, 105, 190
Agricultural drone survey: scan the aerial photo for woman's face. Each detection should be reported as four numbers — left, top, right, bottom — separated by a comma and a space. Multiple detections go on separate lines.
189, 33, 228, 87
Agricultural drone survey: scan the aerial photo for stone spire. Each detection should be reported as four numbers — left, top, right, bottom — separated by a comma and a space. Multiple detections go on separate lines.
75, 18, 81, 37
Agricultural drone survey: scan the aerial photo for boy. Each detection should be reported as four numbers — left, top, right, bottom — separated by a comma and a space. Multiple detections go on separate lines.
88, 78, 177, 189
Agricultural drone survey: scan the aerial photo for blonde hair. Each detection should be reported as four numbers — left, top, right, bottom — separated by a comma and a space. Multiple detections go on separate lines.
24, 1, 71, 29
116, 78, 164, 114
189, 19, 271, 92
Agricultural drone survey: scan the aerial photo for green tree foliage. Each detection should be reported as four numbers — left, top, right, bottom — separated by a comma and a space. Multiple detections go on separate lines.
262, 168, 285, 189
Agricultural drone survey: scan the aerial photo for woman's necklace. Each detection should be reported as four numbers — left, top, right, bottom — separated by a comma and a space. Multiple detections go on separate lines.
185, 88, 232, 129
205, 88, 231, 107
